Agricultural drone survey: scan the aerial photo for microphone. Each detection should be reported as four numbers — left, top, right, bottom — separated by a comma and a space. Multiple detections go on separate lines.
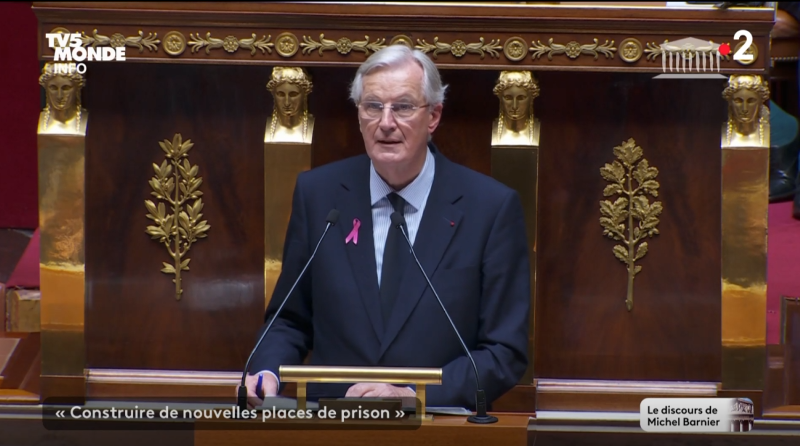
390, 212, 498, 424
237, 209, 340, 411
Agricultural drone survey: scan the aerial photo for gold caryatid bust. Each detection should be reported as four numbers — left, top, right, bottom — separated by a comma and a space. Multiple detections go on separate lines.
722, 75, 770, 148
492, 70, 540, 147
265, 66, 314, 144
38, 62, 87, 135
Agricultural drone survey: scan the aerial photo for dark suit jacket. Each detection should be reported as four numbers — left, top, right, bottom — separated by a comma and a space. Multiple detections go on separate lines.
253, 144, 530, 409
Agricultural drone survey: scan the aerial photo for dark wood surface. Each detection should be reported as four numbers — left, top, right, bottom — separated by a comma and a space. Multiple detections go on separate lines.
30, 1, 779, 409
82, 63, 504, 372
492, 384, 537, 414
0, 332, 39, 390
0, 332, 40, 403
84, 62, 267, 370
529, 431, 800, 446
86, 64, 725, 381
195, 414, 530, 446
0, 417, 195, 446
765, 345, 788, 410
32, 2, 772, 72
31, 2, 774, 31
535, 72, 724, 382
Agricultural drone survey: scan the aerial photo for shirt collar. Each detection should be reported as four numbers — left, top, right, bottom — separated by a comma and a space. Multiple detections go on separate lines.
370, 146, 435, 211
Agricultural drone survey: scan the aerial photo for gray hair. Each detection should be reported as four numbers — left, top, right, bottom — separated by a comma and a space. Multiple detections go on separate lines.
349, 45, 447, 106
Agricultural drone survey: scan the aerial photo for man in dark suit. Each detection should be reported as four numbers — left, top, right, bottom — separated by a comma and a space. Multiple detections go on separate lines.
244, 45, 530, 409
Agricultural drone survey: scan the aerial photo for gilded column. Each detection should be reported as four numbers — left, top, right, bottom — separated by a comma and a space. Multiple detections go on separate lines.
264, 67, 314, 308
489, 71, 540, 383
37, 62, 87, 399
720, 75, 769, 389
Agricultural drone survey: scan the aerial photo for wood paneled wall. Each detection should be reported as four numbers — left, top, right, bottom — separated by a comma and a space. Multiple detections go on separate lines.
83, 63, 724, 383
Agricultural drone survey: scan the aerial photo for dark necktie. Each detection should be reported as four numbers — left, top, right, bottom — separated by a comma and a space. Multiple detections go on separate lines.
380, 193, 408, 325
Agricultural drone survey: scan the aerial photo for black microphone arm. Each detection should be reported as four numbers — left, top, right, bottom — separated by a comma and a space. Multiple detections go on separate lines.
390, 212, 498, 424
237, 209, 340, 411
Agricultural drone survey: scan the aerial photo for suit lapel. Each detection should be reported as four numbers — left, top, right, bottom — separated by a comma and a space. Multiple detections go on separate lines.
378, 153, 463, 358
336, 158, 384, 340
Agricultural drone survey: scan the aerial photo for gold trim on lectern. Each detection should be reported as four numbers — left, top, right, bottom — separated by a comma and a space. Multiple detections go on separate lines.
279, 365, 442, 419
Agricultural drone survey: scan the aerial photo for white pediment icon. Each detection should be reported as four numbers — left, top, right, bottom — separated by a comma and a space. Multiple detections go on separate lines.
660, 37, 720, 52
660, 37, 722, 72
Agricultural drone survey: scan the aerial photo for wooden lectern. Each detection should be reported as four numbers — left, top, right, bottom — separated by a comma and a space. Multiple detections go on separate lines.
3, 2, 797, 445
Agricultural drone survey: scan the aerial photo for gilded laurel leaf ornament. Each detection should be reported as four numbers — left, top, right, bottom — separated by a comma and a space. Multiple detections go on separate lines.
530, 38, 616, 60
80, 29, 160, 52
599, 138, 662, 312
188, 32, 274, 55
415, 37, 502, 59
145, 133, 210, 300
301, 34, 387, 56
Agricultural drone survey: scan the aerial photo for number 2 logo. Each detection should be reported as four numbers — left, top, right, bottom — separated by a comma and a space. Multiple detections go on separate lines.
733, 30, 753, 62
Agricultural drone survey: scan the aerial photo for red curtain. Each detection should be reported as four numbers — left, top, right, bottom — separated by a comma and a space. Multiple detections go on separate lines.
0, 2, 40, 228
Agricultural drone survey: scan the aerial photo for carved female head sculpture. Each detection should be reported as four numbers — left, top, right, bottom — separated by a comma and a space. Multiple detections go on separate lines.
492, 71, 540, 145
266, 67, 313, 142
721, 75, 769, 145
38, 62, 86, 133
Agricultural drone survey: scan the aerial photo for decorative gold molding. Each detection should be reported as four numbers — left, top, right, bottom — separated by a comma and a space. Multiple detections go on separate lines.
503, 37, 528, 62
189, 32, 274, 55
145, 134, 210, 301
391, 35, 414, 48
619, 38, 643, 63
163, 31, 187, 57
733, 40, 757, 66
530, 38, 616, 60
599, 138, 662, 312
49, 27, 70, 37
80, 29, 160, 52
415, 37, 502, 59
301, 34, 386, 56
275, 32, 299, 57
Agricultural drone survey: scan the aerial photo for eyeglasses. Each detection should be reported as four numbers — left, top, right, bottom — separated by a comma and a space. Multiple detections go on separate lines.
358, 101, 429, 119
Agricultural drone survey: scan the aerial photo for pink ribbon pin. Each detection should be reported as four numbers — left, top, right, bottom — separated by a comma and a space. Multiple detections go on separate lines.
345, 218, 361, 245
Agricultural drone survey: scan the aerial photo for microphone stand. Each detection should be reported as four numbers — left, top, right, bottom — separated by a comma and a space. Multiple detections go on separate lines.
237, 209, 340, 411
392, 212, 498, 424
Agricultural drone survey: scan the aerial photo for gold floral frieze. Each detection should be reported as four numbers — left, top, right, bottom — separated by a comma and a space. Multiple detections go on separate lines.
503, 37, 528, 62
163, 31, 187, 57
530, 38, 616, 60
80, 29, 160, 52
145, 133, 210, 301
599, 138, 662, 312
415, 37, 503, 59
189, 32, 274, 55
301, 34, 387, 56
619, 38, 643, 63
275, 32, 299, 57
62, 28, 743, 68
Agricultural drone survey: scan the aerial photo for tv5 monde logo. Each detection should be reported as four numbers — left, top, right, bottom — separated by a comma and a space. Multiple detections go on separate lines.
45, 32, 127, 74
654, 30, 754, 79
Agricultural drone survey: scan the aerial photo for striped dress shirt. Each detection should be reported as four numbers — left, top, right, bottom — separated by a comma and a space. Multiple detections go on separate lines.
370, 148, 435, 286
258, 148, 435, 390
